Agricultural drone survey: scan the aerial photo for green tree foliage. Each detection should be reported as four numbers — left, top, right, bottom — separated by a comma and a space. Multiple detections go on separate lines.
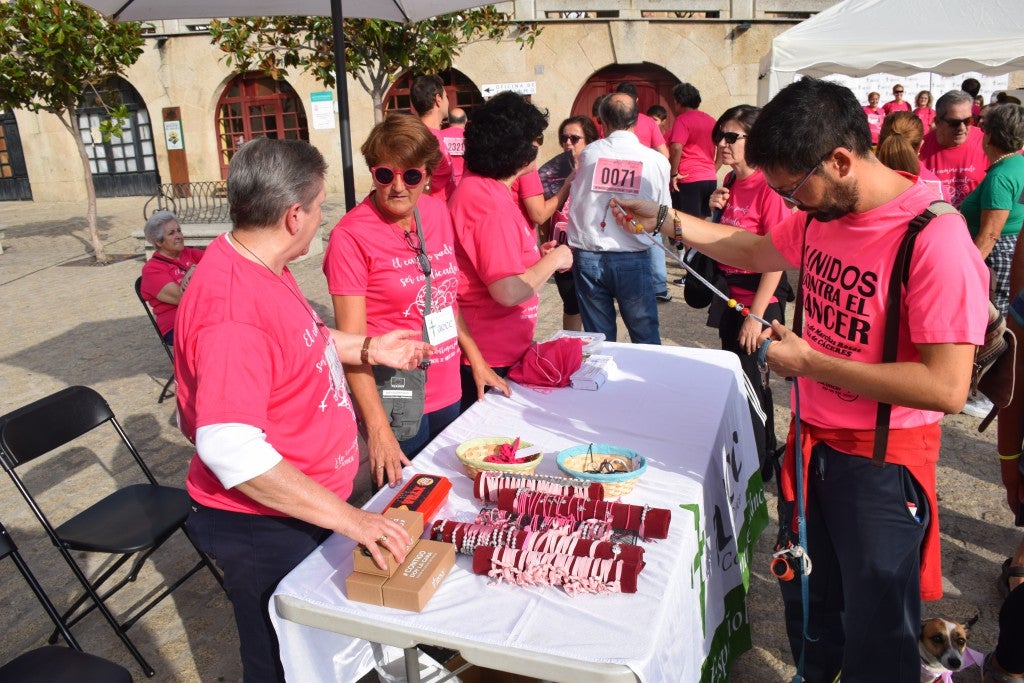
210, 9, 541, 122
0, 0, 144, 262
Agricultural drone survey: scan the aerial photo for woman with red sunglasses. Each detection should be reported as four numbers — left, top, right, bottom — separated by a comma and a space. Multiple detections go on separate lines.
323, 114, 508, 489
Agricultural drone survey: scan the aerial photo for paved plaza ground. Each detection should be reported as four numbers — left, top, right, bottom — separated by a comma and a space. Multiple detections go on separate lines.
0, 195, 1015, 681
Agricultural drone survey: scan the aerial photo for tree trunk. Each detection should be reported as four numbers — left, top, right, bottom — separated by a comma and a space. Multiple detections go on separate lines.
371, 89, 384, 124
65, 104, 108, 263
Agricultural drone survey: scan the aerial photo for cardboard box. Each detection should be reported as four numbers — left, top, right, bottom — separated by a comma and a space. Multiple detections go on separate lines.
351, 507, 424, 578
386, 474, 452, 524
381, 539, 456, 612
345, 571, 386, 606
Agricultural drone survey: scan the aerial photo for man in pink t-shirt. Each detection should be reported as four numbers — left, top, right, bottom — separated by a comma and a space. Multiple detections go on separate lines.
411, 75, 456, 200
439, 106, 467, 185
919, 89, 990, 207
667, 82, 718, 219
173, 138, 429, 682
614, 78, 988, 683
615, 82, 669, 158
883, 83, 911, 115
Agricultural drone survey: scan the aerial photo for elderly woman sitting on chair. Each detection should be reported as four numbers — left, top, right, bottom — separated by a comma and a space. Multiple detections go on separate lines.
140, 210, 204, 345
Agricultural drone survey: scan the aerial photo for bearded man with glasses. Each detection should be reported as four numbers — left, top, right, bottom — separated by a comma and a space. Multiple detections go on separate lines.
919, 89, 990, 207
610, 77, 989, 683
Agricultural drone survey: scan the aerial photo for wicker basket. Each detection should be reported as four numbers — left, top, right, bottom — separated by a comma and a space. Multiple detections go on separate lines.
556, 444, 646, 497
455, 437, 542, 479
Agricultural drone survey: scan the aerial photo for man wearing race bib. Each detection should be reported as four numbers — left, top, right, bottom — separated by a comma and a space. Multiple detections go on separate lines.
566, 92, 671, 343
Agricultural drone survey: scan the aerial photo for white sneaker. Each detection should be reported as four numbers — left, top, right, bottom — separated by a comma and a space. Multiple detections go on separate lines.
962, 394, 994, 419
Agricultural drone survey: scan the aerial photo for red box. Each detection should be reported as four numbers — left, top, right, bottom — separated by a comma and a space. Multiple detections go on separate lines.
385, 474, 451, 524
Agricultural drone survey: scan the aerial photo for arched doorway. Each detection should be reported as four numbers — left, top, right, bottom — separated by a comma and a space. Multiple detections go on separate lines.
383, 69, 484, 121
571, 64, 681, 131
0, 109, 32, 201
215, 73, 309, 179
77, 76, 158, 197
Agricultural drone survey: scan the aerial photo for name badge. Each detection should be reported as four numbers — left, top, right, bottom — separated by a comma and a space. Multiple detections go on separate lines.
425, 306, 457, 346
591, 157, 643, 195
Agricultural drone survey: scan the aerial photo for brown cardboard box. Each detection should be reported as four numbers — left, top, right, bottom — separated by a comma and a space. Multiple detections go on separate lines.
381, 539, 455, 612
344, 571, 386, 606
351, 508, 424, 578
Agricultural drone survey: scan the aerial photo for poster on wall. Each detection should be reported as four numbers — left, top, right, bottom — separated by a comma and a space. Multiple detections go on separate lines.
163, 120, 184, 151
311, 91, 336, 130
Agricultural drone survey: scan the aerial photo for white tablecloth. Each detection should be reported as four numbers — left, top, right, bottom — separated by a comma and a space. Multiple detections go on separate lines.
270, 343, 769, 683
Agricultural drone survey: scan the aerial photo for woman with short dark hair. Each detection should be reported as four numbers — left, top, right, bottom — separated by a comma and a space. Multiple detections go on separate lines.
448, 92, 573, 411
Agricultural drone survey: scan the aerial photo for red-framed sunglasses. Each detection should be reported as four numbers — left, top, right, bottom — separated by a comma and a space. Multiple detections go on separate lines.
371, 166, 426, 188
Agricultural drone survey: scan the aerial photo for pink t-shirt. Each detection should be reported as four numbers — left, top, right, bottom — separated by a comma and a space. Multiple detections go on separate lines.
428, 128, 456, 201
323, 193, 462, 412
439, 127, 465, 186
883, 100, 911, 115
716, 170, 793, 306
510, 168, 544, 226
140, 247, 205, 335
917, 166, 948, 201
634, 113, 667, 150
919, 126, 989, 207
769, 176, 988, 430
863, 106, 884, 144
667, 109, 717, 182
914, 107, 936, 131
175, 235, 359, 515
448, 172, 541, 367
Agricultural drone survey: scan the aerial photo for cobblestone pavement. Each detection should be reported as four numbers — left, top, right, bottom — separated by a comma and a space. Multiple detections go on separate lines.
0, 196, 1011, 681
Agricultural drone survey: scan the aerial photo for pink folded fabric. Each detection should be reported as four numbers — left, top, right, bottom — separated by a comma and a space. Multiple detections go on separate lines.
508, 338, 584, 388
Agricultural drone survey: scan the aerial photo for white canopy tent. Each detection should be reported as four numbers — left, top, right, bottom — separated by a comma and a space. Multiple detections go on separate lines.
758, 0, 1024, 104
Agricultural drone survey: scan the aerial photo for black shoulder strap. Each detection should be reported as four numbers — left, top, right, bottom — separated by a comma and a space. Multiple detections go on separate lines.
871, 200, 958, 465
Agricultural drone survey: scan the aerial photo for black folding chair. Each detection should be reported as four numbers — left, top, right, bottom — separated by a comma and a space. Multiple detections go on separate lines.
0, 522, 133, 682
133, 276, 175, 403
0, 386, 224, 677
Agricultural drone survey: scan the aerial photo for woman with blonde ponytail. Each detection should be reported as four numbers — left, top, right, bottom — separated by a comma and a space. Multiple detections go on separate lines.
876, 111, 947, 200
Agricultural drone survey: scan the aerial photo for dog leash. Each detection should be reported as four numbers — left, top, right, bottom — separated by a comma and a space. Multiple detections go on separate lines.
627, 212, 816, 680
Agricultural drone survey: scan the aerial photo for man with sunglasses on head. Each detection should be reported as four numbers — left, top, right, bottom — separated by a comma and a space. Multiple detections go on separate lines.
411, 74, 457, 201
919, 89, 990, 207
611, 77, 989, 682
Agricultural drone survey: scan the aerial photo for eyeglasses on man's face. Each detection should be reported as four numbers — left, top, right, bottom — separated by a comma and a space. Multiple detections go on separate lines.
769, 151, 832, 205
894, 89, 904, 95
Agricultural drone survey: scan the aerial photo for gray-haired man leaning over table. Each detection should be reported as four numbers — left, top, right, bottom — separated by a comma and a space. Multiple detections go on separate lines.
173, 137, 431, 682
612, 78, 989, 682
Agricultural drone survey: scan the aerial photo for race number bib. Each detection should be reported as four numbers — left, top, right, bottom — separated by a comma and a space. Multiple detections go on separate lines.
425, 306, 457, 345
444, 137, 465, 157
591, 158, 643, 195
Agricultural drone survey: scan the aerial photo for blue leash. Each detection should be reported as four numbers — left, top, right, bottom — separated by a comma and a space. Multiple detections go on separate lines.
757, 339, 814, 683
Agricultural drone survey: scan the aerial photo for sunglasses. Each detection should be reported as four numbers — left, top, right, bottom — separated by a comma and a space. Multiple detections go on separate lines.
941, 116, 973, 128
559, 134, 584, 145
371, 166, 426, 188
717, 132, 748, 144
894, 89, 905, 94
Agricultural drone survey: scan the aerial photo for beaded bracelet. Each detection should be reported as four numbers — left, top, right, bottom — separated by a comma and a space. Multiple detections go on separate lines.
999, 452, 1023, 461
672, 211, 684, 249
655, 204, 669, 233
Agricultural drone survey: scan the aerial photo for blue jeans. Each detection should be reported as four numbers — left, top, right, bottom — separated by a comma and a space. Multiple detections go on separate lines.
778, 444, 928, 683
648, 232, 668, 295
399, 400, 461, 458
571, 249, 661, 344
